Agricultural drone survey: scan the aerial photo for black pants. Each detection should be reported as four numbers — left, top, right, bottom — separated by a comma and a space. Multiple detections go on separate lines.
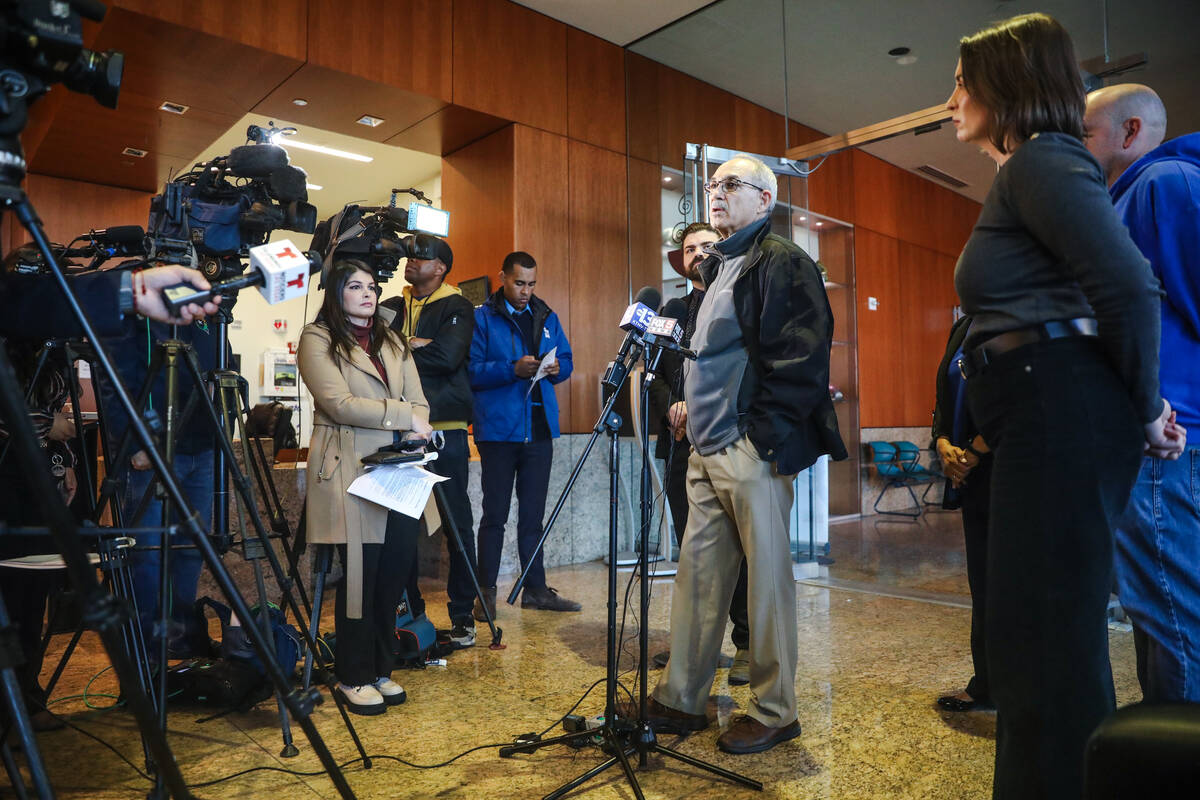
334, 511, 418, 686
664, 437, 750, 651
968, 338, 1143, 800
476, 439, 552, 591
960, 456, 991, 704
427, 429, 478, 623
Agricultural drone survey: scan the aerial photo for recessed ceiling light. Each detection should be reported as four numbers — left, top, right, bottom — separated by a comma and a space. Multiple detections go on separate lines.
122, 147, 147, 157
158, 101, 188, 115
798, 216, 807, 222
292, 98, 309, 106
815, 221, 824, 226
356, 115, 385, 128
663, 175, 672, 183
305, 183, 323, 191
273, 137, 373, 163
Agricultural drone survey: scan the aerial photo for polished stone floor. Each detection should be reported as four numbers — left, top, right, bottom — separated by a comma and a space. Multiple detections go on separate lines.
5, 511, 1141, 799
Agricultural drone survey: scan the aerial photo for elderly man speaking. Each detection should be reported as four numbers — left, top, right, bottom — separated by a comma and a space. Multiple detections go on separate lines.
641, 153, 846, 754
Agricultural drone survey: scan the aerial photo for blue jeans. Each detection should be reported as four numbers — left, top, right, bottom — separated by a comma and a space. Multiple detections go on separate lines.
124, 450, 213, 646
1114, 448, 1200, 702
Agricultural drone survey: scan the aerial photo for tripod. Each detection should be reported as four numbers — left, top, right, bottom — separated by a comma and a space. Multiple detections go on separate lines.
498, 343, 759, 799
93, 326, 372, 768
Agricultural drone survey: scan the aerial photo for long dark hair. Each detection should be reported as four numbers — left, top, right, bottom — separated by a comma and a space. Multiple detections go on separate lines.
317, 259, 404, 363
959, 13, 1086, 155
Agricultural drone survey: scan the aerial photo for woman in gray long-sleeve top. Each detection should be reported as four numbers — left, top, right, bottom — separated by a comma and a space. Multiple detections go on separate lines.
945, 13, 1186, 800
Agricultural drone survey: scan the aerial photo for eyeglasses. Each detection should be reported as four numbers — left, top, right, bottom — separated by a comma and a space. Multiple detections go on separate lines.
703, 176, 767, 196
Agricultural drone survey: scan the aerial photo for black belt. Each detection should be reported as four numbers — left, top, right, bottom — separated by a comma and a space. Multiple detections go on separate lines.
958, 317, 1098, 379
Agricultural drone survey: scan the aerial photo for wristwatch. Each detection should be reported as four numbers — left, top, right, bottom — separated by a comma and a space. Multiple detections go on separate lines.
964, 441, 986, 459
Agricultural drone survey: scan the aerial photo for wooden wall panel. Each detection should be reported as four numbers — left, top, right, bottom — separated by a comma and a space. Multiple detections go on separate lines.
453, 0, 568, 135
113, 0, 307, 58
897, 242, 958, 426
307, 0, 452, 101
625, 53, 663, 164
6, 175, 155, 251
808, 150, 856, 224
854, 229, 904, 428
733, 99, 787, 156
657, 65, 735, 168
567, 29, 626, 154
512, 126, 572, 426
568, 142, 629, 430
627, 157, 665, 298
441, 126, 516, 286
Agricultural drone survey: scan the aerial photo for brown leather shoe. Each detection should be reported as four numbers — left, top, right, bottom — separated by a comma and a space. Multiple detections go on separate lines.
616, 697, 708, 734
716, 715, 801, 754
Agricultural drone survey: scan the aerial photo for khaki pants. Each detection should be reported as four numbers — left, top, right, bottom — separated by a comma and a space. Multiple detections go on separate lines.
653, 434, 798, 727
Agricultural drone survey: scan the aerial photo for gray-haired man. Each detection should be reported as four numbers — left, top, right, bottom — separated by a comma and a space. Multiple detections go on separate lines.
641, 154, 847, 754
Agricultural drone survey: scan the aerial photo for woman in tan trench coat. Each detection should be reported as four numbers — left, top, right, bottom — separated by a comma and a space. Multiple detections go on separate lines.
298, 258, 431, 715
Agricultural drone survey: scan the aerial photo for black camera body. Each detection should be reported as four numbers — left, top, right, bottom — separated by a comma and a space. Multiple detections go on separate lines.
147, 143, 318, 283
1, 0, 123, 183
311, 188, 449, 284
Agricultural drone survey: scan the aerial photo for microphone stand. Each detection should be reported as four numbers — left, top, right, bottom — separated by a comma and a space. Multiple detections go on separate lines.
498, 336, 760, 799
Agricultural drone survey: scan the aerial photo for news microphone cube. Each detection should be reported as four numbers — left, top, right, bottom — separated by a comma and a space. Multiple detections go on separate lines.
250, 239, 309, 304
619, 302, 656, 332
644, 314, 683, 342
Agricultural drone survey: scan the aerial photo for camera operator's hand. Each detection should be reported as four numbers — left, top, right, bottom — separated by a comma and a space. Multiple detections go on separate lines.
135, 266, 222, 324
514, 355, 540, 379
131, 450, 152, 471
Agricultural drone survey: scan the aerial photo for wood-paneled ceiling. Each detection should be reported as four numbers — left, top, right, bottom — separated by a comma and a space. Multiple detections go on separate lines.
23, 4, 510, 194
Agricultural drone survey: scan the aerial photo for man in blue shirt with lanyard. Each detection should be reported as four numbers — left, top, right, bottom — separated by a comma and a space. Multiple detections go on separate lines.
468, 251, 579, 618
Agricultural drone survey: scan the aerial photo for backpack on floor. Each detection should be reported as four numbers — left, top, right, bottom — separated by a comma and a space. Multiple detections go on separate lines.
393, 590, 437, 667
196, 596, 303, 677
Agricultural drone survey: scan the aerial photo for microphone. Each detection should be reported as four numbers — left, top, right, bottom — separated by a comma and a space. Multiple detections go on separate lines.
603, 286, 661, 389
64, 225, 148, 258
642, 298, 696, 360
160, 239, 321, 315
226, 144, 290, 178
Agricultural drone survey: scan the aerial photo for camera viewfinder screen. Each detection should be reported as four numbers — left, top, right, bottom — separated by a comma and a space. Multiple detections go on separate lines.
409, 203, 450, 237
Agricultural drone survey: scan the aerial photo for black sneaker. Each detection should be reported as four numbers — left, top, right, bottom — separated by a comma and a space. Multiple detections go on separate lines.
521, 586, 581, 612
449, 620, 476, 649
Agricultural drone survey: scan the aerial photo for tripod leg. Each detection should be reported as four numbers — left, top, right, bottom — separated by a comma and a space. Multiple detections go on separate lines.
303, 545, 331, 691
0, 594, 56, 799
650, 743, 763, 790
599, 726, 645, 800
1, 738, 33, 800
250, 559, 298, 758
542, 753, 623, 800
432, 482, 501, 647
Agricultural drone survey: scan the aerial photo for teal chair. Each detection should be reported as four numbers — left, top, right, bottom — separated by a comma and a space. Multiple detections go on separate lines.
867, 441, 938, 517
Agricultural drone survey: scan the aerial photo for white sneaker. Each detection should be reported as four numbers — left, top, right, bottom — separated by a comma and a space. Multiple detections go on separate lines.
337, 683, 386, 716
373, 676, 407, 706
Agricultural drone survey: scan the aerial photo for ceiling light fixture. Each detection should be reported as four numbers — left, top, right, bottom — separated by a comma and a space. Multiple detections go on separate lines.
306, 183, 323, 191
122, 147, 147, 157
292, 98, 309, 106
158, 101, 188, 115
272, 137, 373, 163
356, 115, 385, 128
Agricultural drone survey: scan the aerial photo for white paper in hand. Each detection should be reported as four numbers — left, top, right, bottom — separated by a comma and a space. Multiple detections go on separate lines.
347, 463, 449, 518
526, 346, 557, 397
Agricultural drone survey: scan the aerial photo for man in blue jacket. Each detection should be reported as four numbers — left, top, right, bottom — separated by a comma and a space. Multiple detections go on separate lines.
1086, 84, 1199, 702
469, 251, 579, 617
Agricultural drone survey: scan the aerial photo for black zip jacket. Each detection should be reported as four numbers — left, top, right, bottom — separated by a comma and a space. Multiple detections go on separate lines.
695, 220, 848, 475
383, 292, 475, 424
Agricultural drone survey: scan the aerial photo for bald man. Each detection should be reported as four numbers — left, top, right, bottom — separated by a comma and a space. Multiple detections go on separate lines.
1085, 84, 1200, 702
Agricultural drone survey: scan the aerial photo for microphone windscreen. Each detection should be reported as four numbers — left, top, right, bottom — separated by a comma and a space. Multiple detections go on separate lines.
634, 285, 661, 311
98, 225, 145, 243
660, 298, 688, 321
227, 144, 289, 178
269, 165, 309, 203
